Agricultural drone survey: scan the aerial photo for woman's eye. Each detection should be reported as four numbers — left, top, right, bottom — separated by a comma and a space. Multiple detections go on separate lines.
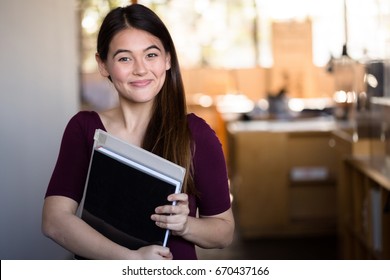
118, 57, 130, 62
146, 53, 158, 58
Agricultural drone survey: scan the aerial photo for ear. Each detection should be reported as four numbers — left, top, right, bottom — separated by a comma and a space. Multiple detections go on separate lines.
165, 53, 171, 71
95, 53, 110, 78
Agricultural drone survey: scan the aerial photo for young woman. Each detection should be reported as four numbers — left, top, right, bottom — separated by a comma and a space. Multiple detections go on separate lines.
42, 3, 234, 260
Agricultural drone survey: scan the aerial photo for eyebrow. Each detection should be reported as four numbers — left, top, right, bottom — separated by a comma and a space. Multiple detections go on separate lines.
112, 45, 162, 58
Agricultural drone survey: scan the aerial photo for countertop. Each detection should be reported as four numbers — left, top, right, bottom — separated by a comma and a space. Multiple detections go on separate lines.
227, 116, 352, 133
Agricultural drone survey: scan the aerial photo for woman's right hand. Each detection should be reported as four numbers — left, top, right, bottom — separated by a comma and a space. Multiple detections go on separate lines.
136, 245, 173, 260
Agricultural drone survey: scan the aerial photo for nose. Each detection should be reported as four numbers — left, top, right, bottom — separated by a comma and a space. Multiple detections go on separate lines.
132, 59, 147, 76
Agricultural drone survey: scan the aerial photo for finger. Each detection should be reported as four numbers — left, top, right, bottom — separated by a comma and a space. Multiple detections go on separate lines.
155, 220, 168, 229
151, 213, 168, 223
159, 248, 173, 259
155, 204, 180, 215
152, 213, 184, 229
168, 192, 188, 202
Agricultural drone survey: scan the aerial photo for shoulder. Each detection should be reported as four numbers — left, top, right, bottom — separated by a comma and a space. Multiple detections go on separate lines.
186, 113, 221, 148
63, 111, 105, 145
66, 111, 104, 132
69, 110, 101, 125
187, 113, 213, 135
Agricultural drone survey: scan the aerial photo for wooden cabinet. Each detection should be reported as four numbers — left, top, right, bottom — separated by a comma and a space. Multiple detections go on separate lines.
339, 157, 390, 259
227, 121, 339, 238
228, 131, 289, 237
334, 129, 390, 259
287, 132, 337, 225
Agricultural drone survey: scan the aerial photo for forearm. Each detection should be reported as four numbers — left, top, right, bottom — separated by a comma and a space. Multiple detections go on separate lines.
43, 211, 136, 259
42, 196, 138, 259
179, 209, 235, 249
58, 220, 133, 259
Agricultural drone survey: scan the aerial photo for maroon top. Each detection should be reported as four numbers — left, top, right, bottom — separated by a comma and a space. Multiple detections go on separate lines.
45, 111, 231, 260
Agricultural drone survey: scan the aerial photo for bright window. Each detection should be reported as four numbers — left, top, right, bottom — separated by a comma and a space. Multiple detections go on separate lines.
80, 0, 390, 71
139, 0, 390, 68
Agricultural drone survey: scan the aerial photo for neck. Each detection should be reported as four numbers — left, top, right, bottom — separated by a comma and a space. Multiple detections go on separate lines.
102, 101, 154, 146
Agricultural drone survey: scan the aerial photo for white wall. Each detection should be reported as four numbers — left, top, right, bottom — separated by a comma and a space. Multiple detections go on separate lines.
0, 0, 79, 259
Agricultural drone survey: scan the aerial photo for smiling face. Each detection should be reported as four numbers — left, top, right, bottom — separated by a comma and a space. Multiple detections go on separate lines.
96, 27, 171, 105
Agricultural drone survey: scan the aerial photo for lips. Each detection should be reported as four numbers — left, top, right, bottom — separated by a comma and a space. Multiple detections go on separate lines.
130, 79, 152, 87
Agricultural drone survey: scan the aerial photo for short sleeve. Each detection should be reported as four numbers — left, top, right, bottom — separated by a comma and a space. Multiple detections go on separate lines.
188, 114, 231, 216
45, 111, 104, 203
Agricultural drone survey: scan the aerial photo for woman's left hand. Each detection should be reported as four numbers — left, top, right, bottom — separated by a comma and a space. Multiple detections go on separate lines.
151, 193, 190, 237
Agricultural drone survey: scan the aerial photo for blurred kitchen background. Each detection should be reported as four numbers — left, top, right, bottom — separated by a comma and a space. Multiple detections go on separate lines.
1, 0, 389, 259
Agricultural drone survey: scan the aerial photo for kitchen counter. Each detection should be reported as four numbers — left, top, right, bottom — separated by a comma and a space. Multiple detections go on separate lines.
227, 116, 344, 238
227, 116, 351, 133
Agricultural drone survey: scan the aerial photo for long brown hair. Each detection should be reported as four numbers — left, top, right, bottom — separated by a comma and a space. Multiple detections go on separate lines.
97, 4, 195, 194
